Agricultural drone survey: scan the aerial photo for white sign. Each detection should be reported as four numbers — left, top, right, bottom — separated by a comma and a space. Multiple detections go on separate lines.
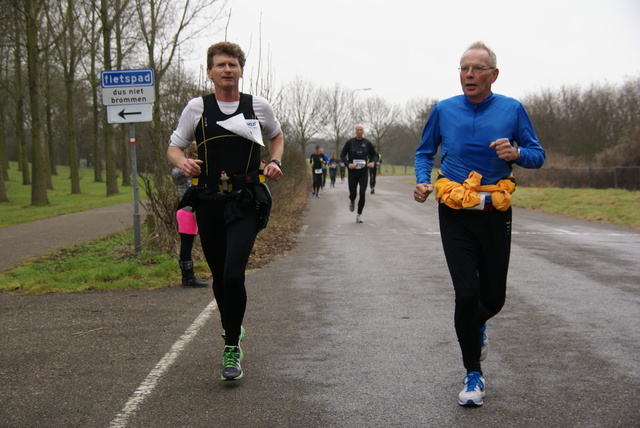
106, 104, 153, 124
101, 68, 155, 106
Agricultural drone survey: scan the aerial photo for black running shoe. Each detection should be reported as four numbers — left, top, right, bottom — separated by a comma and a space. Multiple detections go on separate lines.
349, 201, 355, 212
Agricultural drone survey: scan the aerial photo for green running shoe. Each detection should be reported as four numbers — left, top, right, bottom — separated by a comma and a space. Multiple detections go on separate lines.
221, 345, 244, 381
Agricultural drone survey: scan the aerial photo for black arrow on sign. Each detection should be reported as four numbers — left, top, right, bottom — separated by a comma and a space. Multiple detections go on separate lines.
118, 109, 142, 120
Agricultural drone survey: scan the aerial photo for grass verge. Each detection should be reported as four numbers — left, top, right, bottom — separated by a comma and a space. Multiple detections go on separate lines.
0, 233, 179, 294
1, 162, 146, 228
512, 187, 639, 229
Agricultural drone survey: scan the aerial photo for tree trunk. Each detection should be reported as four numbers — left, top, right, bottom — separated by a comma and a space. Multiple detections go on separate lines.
45, 74, 57, 179
0, 99, 8, 201
88, 1, 103, 183
13, 24, 30, 185
0, 88, 9, 182
44, 76, 54, 190
90, 59, 103, 183
63, 0, 80, 194
0, 160, 7, 202
101, 0, 119, 196
66, 80, 81, 194
25, 0, 48, 205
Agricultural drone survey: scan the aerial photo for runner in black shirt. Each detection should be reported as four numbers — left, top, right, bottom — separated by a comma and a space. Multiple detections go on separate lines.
340, 124, 377, 223
168, 42, 283, 382
309, 145, 325, 197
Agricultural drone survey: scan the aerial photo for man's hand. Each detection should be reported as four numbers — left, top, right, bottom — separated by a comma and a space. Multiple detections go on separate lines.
181, 158, 203, 178
490, 138, 519, 162
414, 183, 434, 203
263, 163, 283, 181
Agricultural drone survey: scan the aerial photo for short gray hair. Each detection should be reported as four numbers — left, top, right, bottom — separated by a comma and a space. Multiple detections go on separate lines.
462, 41, 497, 68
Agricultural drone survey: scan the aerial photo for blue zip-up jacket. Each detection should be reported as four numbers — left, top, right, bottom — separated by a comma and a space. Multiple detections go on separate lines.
415, 93, 545, 185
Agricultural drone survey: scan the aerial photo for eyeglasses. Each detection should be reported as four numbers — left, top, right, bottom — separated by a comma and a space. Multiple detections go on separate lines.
458, 66, 495, 75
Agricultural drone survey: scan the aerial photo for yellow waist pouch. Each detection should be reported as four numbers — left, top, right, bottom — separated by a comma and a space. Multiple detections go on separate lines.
435, 170, 516, 211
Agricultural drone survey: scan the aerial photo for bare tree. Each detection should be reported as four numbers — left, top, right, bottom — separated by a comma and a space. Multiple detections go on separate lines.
360, 96, 401, 156
403, 97, 438, 143
23, 0, 49, 205
111, 0, 137, 187
99, 0, 130, 196
49, 0, 91, 194
324, 84, 353, 155
8, 4, 31, 186
0, 1, 13, 184
0, 19, 7, 199
281, 77, 326, 153
134, 0, 226, 154
83, 0, 104, 183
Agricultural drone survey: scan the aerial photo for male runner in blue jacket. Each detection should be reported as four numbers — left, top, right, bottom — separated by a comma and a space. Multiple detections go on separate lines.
414, 41, 545, 407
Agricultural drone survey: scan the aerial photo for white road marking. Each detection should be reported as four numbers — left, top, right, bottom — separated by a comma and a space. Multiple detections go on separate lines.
109, 300, 218, 428
553, 228, 578, 235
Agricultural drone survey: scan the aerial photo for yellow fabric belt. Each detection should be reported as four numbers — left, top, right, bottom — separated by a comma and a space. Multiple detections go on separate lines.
435, 170, 516, 211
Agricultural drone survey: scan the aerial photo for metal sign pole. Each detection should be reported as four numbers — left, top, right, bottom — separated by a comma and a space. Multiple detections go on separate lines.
129, 123, 141, 252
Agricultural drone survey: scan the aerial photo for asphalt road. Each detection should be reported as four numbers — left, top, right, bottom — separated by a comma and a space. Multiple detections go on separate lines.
1, 176, 639, 427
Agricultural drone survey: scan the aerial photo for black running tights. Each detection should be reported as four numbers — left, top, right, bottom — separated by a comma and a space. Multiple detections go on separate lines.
348, 170, 368, 214
438, 204, 512, 374
196, 198, 259, 346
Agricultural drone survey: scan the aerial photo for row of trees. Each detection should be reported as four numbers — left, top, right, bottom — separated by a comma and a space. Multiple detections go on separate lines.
276, 76, 640, 170
522, 78, 640, 167
1, 0, 638, 207
0, 0, 226, 205
275, 78, 429, 160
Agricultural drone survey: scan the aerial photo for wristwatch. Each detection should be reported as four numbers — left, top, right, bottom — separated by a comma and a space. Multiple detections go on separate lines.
269, 159, 282, 168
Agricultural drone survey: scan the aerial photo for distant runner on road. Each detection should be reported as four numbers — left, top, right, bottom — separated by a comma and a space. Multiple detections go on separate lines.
340, 124, 377, 223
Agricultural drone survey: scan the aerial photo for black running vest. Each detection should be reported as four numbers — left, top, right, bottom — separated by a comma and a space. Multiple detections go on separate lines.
194, 93, 261, 187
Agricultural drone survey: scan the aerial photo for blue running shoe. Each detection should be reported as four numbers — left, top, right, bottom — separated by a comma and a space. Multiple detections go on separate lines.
459, 371, 485, 406
480, 324, 489, 361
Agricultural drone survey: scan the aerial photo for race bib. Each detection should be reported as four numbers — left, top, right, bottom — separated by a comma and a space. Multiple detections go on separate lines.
245, 119, 264, 146
314, 168, 323, 174
354, 159, 366, 169
465, 192, 491, 210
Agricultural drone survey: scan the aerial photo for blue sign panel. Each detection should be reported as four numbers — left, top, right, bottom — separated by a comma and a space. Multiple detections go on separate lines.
101, 68, 154, 88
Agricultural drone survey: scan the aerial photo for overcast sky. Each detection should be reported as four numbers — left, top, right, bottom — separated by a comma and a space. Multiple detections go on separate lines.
186, 0, 640, 106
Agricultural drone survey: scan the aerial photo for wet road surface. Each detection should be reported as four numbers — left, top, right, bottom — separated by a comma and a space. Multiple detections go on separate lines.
1, 176, 638, 427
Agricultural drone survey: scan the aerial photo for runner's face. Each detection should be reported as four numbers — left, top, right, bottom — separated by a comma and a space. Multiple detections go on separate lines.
207, 54, 243, 91
355, 126, 364, 139
459, 49, 498, 104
